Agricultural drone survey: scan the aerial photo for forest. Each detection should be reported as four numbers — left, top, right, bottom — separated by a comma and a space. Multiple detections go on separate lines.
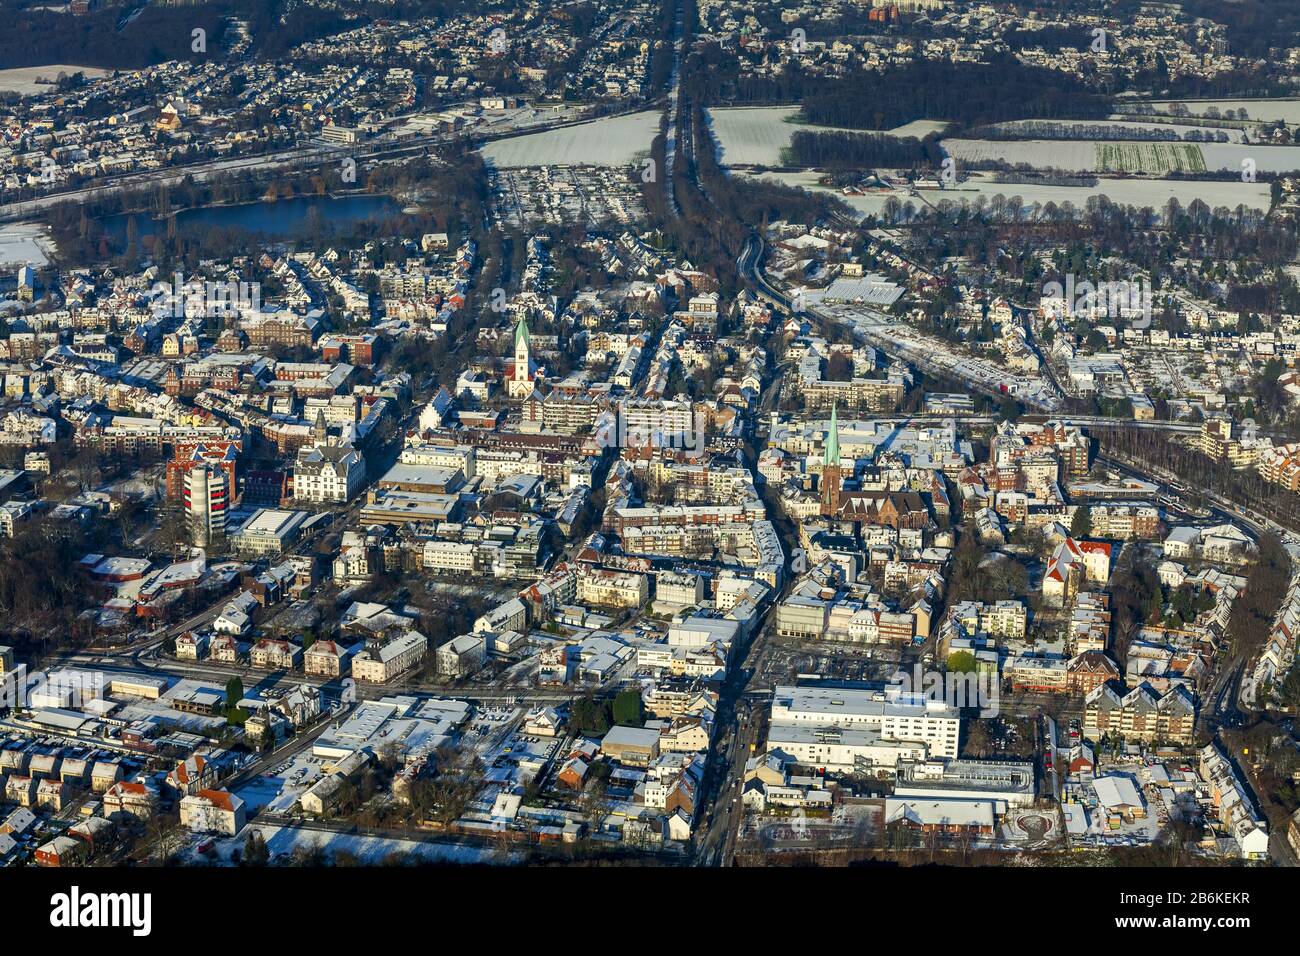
729, 58, 1113, 131
785, 130, 940, 171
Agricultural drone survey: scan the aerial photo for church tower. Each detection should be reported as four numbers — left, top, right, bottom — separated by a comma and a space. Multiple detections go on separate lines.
514, 316, 530, 375
508, 316, 535, 399
820, 403, 842, 517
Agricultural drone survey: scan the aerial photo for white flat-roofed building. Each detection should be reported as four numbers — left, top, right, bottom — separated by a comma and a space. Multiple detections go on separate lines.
399, 443, 476, 479
313, 695, 469, 762
885, 797, 997, 834
770, 684, 960, 759
422, 539, 478, 573
376, 463, 464, 494
600, 725, 661, 766
668, 615, 740, 651
109, 675, 166, 700
362, 490, 458, 526
766, 723, 928, 771
230, 508, 309, 556
894, 758, 1036, 809
775, 595, 829, 639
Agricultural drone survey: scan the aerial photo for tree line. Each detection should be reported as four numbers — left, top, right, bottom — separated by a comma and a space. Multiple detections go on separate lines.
729, 58, 1112, 131
785, 131, 940, 171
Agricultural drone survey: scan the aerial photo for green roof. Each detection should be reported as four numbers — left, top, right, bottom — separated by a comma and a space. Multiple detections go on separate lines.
824, 403, 839, 467
514, 317, 530, 348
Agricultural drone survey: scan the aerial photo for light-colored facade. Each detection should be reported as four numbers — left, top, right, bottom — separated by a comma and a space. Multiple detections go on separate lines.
294, 442, 366, 503
352, 630, 428, 683
435, 633, 485, 678
770, 684, 961, 759
179, 789, 246, 835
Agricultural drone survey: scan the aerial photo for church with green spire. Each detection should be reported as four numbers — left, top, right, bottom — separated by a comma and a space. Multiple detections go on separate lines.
507, 316, 537, 399
820, 403, 843, 515
823, 402, 840, 466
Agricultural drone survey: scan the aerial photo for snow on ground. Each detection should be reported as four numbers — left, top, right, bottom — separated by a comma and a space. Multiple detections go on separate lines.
708, 105, 946, 166
210, 824, 511, 865
235, 750, 326, 814
0, 65, 111, 96
943, 138, 1099, 172
0, 221, 54, 268
736, 168, 1272, 219
1146, 98, 1300, 124
948, 171, 1271, 212
990, 118, 1247, 144
947, 138, 1300, 175
1199, 142, 1300, 174
396, 104, 583, 138
736, 169, 901, 217
479, 111, 659, 168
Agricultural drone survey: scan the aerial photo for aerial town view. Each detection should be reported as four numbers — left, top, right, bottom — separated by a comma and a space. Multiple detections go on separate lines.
0, 0, 1297, 926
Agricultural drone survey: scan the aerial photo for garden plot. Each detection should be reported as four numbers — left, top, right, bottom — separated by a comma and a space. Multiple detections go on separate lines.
946, 138, 1300, 177
1096, 142, 1206, 174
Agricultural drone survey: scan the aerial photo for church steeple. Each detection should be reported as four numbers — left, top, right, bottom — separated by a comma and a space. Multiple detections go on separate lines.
824, 403, 840, 467
820, 403, 843, 517
508, 316, 536, 399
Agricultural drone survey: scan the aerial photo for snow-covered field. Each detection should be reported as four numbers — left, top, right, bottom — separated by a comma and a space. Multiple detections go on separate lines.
1146, 98, 1300, 124
0, 221, 53, 268
946, 138, 1300, 175
989, 118, 1247, 144
943, 139, 1099, 171
736, 168, 1272, 218
707, 106, 945, 166
736, 170, 893, 217
479, 111, 659, 168
0, 65, 110, 95
947, 172, 1271, 212
1199, 142, 1300, 174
